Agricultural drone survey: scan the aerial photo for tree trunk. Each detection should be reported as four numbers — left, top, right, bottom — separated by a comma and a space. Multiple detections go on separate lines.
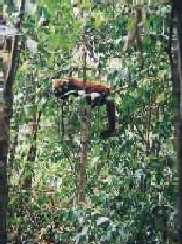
0, 27, 18, 244
0, 35, 20, 244
0, 1, 25, 241
77, 42, 90, 203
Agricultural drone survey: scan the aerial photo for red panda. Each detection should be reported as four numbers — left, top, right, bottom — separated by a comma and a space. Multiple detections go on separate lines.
52, 78, 116, 138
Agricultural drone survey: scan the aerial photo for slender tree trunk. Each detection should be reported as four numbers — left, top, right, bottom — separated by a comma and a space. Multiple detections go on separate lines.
77, 41, 90, 203
0, 34, 19, 244
0, 25, 19, 244
20, 0, 26, 16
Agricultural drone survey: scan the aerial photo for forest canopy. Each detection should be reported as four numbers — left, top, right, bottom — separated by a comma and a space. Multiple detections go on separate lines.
0, 0, 181, 243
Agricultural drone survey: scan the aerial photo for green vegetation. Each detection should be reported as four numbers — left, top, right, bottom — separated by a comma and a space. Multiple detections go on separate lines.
7, 1, 178, 243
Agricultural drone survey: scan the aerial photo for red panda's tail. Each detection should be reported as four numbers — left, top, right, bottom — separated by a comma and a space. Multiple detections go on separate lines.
100, 99, 116, 138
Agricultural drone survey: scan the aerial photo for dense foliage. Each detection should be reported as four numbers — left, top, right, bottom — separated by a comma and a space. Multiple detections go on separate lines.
7, 1, 177, 243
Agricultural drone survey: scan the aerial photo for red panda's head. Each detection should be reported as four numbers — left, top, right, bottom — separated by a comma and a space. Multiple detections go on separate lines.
52, 78, 69, 89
